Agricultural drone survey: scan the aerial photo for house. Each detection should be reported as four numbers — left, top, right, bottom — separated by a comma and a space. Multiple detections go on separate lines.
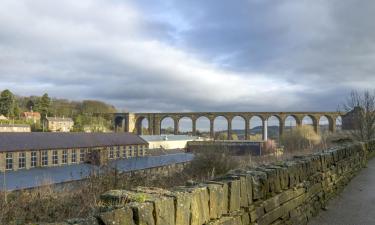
46, 116, 74, 132
0, 115, 8, 120
0, 132, 148, 171
21, 111, 41, 123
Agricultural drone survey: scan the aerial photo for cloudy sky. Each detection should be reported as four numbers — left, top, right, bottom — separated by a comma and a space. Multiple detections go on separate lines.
1, 0, 374, 113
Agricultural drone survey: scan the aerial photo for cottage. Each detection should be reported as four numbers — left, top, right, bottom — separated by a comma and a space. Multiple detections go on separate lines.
0, 115, 8, 120
21, 111, 41, 123
0, 132, 148, 172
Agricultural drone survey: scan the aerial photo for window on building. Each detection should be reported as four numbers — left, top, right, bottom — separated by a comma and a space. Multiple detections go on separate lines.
71, 149, 77, 163
109, 147, 114, 159
139, 145, 144, 156
31, 151, 37, 167
41, 150, 48, 166
116, 146, 120, 158
5, 153, 13, 170
80, 149, 85, 162
87, 149, 92, 159
62, 150, 68, 164
122, 146, 126, 158
18, 152, 26, 169
129, 146, 133, 157
52, 150, 58, 165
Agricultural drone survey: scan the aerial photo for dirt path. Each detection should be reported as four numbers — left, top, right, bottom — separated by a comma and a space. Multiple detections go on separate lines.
309, 157, 375, 225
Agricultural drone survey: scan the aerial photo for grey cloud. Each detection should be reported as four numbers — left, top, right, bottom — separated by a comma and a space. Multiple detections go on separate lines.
0, 0, 373, 113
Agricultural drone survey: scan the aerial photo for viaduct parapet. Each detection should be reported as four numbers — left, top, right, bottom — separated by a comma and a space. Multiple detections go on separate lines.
113, 111, 344, 140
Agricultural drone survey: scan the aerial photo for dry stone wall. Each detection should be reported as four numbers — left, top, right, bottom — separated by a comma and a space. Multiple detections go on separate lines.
52, 141, 371, 225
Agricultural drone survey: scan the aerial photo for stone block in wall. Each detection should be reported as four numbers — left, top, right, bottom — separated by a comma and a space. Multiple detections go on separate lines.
152, 196, 175, 225
262, 188, 305, 213
99, 207, 135, 225
257, 167, 282, 196
241, 210, 250, 225
222, 176, 241, 212
283, 161, 298, 188
248, 170, 267, 200
227, 169, 254, 208
131, 187, 175, 225
170, 187, 192, 225
269, 166, 288, 191
257, 193, 306, 225
207, 216, 242, 225
128, 202, 155, 225
206, 183, 225, 219
187, 185, 210, 225
207, 180, 229, 215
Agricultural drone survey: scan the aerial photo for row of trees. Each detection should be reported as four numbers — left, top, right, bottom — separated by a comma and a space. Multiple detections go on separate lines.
0, 89, 117, 132
0, 90, 51, 119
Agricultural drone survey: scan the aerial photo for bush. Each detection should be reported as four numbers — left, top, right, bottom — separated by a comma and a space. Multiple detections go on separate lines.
280, 125, 321, 152
185, 148, 239, 180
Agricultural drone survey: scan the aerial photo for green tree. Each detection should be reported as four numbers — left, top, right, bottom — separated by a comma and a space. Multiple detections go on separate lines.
13, 103, 20, 118
26, 99, 35, 111
81, 100, 117, 114
39, 93, 51, 118
0, 89, 15, 117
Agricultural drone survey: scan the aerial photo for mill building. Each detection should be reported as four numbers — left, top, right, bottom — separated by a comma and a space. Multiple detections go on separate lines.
0, 132, 148, 172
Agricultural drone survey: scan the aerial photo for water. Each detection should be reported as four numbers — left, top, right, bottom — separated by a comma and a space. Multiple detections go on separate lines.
0, 153, 194, 191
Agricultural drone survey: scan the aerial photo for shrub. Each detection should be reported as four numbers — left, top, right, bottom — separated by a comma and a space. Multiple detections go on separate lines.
280, 125, 321, 152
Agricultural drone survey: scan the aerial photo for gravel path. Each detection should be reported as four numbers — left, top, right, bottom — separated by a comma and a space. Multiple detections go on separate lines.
309, 157, 375, 225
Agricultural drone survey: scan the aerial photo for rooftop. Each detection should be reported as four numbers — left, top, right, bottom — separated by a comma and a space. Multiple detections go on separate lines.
22, 111, 41, 117
140, 135, 201, 142
0, 132, 147, 152
46, 117, 73, 122
0, 124, 30, 128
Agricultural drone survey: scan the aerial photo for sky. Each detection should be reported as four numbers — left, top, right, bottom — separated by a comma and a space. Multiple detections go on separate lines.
1, 0, 375, 114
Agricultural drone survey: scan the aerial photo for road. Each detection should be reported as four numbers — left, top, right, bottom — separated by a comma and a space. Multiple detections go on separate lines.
309, 157, 375, 225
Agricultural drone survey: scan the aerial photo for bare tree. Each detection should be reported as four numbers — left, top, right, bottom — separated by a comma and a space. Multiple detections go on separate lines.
342, 90, 375, 141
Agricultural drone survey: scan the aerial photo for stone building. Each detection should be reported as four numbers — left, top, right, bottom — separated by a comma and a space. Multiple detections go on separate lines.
342, 106, 362, 130
0, 132, 148, 172
46, 116, 74, 132
0, 124, 31, 132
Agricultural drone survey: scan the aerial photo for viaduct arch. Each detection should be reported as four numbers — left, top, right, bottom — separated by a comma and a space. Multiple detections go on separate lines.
114, 111, 344, 141
113, 112, 344, 140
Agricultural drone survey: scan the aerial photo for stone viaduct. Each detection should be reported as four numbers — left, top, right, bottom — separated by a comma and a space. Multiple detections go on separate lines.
114, 111, 344, 141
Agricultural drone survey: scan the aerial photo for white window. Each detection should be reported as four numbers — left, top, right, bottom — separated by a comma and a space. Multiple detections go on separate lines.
139, 146, 144, 156
52, 150, 58, 165
31, 151, 37, 167
41, 151, 48, 166
122, 146, 126, 158
109, 147, 114, 159
80, 149, 85, 162
18, 152, 26, 169
5, 153, 13, 170
71, 149, 77, 163
116, 146, 120, 158
62, 150, 68, 164
129, 146, 133, 157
